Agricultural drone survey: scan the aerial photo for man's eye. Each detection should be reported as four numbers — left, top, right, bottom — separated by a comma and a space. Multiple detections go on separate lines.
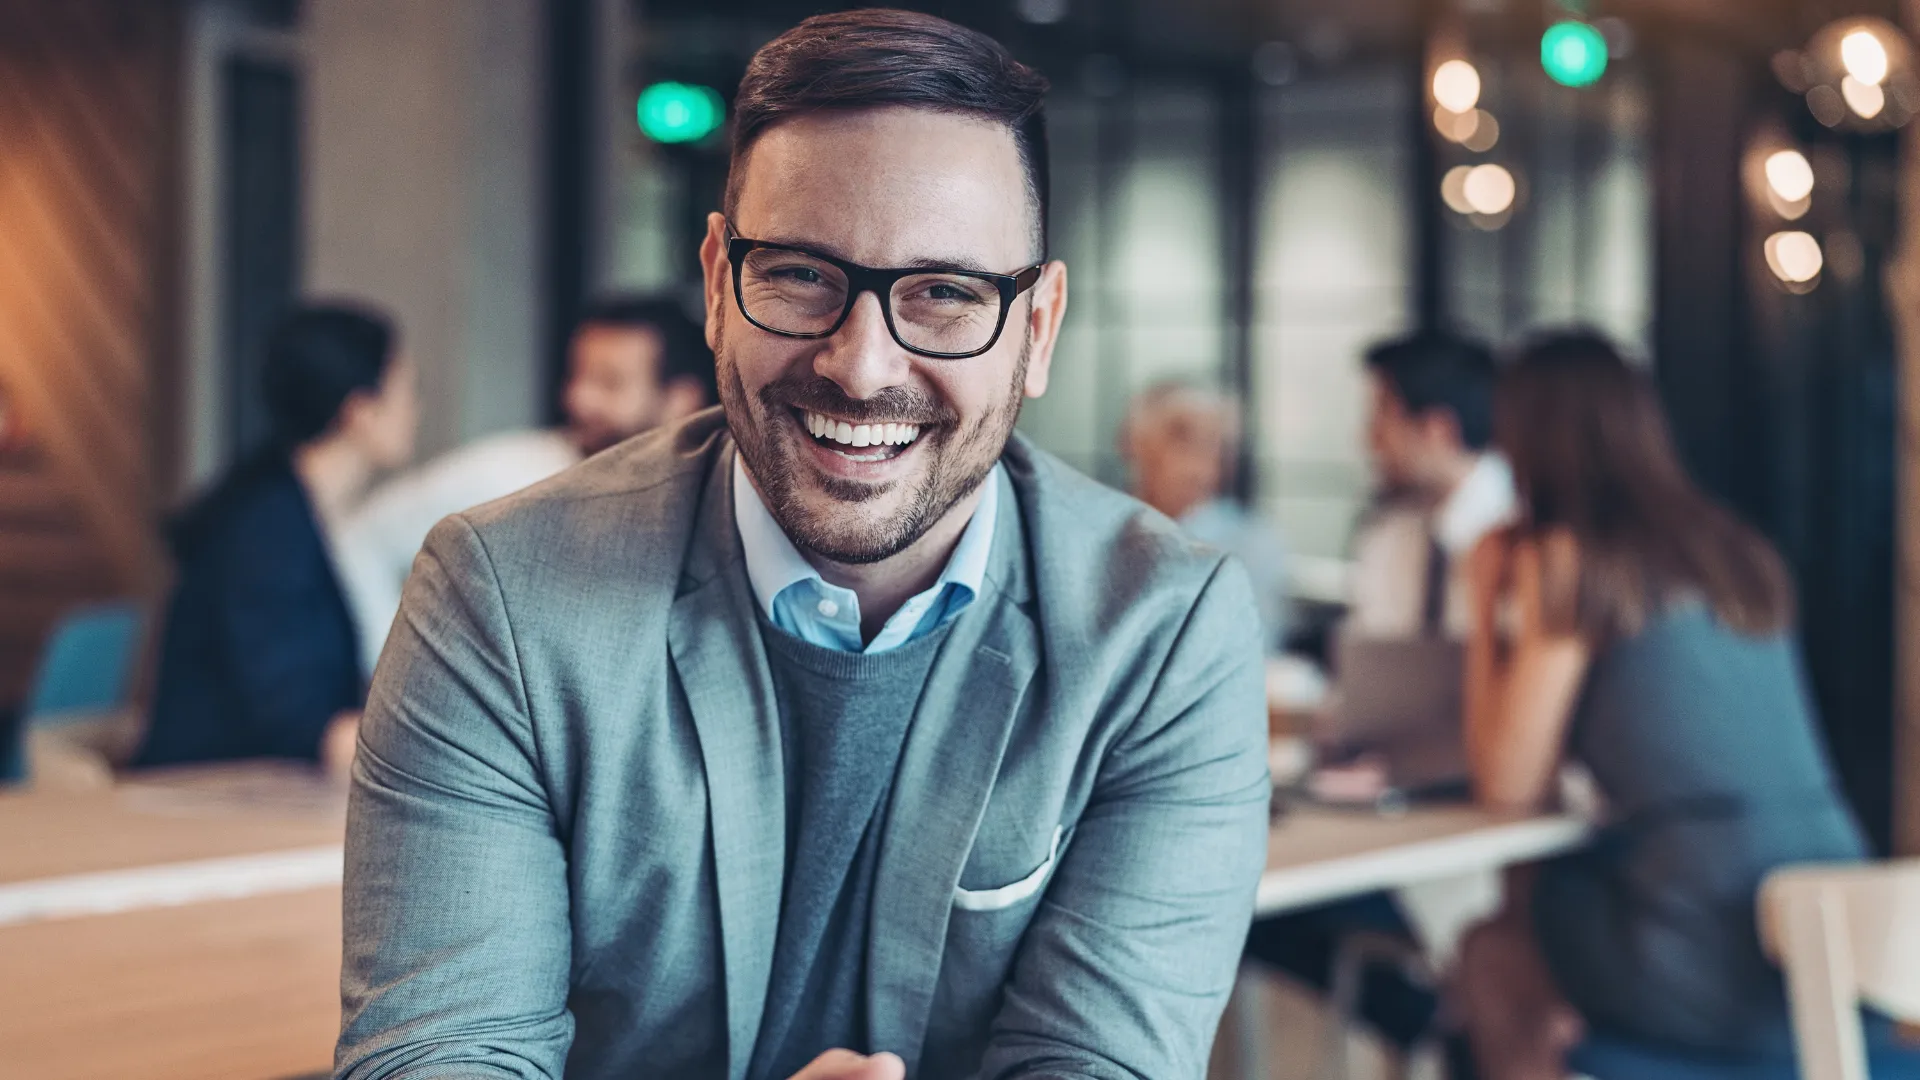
919, 280, 989, 303
771, 266, 823, 284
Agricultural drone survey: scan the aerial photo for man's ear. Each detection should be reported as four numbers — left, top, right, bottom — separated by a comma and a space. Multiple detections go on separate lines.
1021, 260, 1069, 400
699, 212, 732, 352
1422, 408, 1466, 453
332, 387, 377, 441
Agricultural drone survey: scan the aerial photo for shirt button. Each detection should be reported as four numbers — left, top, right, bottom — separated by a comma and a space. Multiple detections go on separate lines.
816, 599, 840, 618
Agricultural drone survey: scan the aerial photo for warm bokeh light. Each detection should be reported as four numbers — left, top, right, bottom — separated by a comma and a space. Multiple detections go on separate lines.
1765, 231, 1824, 285
1462, 164, 1516, 216
1807, 84, 1847, 126
1841, 28, 1891, 86
1764, 150, 1815, 203
1842, 76, 1887, 118
1773, 50, 1813, 93
1434, 106, 1477, 143
1433, 60, 1482, 114
1441, 165, 1475, 214
1462, 111, 1501, 152
1434, 107, 1497, 149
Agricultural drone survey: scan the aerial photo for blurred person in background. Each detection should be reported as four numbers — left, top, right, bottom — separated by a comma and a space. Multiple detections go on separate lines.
1121, 380, 1290, 653
1243, 332, 1512, 1070
334, 296, 713, 676
1350, 332, 1514, 639
135, 303, 417, 775
1457, 331, 1879, 1078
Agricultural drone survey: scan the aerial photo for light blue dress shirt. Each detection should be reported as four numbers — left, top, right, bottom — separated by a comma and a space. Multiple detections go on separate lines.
732, 455, 1000, 654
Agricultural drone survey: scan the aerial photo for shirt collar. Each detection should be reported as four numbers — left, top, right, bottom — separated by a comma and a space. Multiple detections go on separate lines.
732, 452, 1001, 623
1433, 453, 1517, 555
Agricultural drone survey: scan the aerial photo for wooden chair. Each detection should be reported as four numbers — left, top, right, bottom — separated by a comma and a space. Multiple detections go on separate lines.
1759, 860, 1920, 1080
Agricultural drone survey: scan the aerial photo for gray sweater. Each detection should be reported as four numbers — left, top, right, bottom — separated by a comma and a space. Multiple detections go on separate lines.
749, 618, 953, 1079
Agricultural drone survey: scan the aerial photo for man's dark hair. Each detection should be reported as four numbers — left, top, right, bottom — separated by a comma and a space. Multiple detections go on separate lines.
1364, 332, 1498, 450
576, 295, 716, 404
726, 8, 1051, 254
262, 303, 397, 447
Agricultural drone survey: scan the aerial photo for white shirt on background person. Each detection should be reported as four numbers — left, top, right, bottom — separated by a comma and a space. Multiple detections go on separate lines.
335, 429, 581, 676
1346, 453, 1517, 639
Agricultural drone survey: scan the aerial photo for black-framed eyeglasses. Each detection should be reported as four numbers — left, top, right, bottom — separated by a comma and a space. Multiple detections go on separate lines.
724, 222, 1044, 360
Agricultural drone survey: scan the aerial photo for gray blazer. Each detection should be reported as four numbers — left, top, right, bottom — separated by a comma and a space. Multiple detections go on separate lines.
336, 410, 1271, 1080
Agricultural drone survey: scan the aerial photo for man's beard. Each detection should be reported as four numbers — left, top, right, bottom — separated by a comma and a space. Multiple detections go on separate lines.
718, 324, 1028, 565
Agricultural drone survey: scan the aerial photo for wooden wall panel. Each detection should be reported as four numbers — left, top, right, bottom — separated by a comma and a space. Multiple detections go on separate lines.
0, 0, 180, 704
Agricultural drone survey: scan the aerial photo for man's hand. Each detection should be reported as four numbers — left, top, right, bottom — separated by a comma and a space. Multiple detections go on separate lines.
787, 1049, 906, 1080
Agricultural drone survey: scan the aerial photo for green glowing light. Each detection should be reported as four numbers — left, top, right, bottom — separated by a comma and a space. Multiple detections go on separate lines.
637, 82, 723, 144
1541, 21, 1608, 88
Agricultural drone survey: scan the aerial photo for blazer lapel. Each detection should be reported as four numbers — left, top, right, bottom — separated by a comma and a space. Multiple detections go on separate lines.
867, 471, 1038, 1076
667, 446, 786, 1080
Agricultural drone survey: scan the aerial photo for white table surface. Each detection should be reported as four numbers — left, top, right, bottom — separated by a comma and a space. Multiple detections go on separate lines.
1258, 803, 1592, 917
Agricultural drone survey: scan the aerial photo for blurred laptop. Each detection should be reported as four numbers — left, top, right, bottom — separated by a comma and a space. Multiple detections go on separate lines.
1323, 631, 1470, 798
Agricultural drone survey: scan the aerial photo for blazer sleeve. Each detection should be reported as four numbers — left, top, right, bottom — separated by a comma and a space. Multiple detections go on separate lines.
975, 557, 1273, 1080
336, 514, 575, 1080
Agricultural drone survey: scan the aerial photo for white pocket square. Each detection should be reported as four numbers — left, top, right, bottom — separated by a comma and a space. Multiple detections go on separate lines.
952, 825, 1065, 912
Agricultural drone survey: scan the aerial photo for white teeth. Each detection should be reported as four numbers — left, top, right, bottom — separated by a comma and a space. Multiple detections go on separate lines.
801, 411, 921, 450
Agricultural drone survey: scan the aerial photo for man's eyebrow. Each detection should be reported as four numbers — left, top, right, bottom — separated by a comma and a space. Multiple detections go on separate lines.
899, 254, 1000, 274
749, 231, 1007, 274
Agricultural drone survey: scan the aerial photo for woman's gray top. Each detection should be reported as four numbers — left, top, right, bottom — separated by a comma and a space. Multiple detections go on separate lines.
1534, 601, 1867, 1055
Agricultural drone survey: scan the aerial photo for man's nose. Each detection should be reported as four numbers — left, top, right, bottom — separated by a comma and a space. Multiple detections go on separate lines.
812, 291, 912, 401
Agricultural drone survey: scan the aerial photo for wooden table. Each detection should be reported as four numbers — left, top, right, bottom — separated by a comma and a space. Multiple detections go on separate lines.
0, 763, 346, 888
0, 764, 347, 1080
1257, 803, 1592, 916
0, 764, 1590, 1080
1223, 803, 1593, 1080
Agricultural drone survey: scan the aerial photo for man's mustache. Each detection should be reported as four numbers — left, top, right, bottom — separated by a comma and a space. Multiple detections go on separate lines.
759, 375, 957, 428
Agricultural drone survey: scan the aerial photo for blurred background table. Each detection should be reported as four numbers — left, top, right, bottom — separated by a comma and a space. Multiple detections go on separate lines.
1258, 803, 1592, 917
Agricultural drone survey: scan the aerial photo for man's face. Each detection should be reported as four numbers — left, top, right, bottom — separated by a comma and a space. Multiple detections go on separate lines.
341, 354, 419, 471
564, 325, 667, 456
1365, 372, 1457, 493
1129, 398, 1228, 520
701, 108, 1067, 565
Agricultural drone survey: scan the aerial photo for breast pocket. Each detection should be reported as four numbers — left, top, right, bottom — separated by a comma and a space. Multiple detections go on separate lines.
952, 825, 1065, 912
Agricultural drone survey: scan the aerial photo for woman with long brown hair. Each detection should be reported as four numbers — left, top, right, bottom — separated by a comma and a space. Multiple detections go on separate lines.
1456, 331, 1874, 1077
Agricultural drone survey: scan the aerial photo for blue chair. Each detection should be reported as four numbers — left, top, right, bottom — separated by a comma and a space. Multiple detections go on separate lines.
0, 602, 145, 784
25, 602, 145, 719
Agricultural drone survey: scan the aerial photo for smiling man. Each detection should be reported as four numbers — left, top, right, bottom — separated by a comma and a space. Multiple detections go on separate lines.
335, 11, 1269, 1080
